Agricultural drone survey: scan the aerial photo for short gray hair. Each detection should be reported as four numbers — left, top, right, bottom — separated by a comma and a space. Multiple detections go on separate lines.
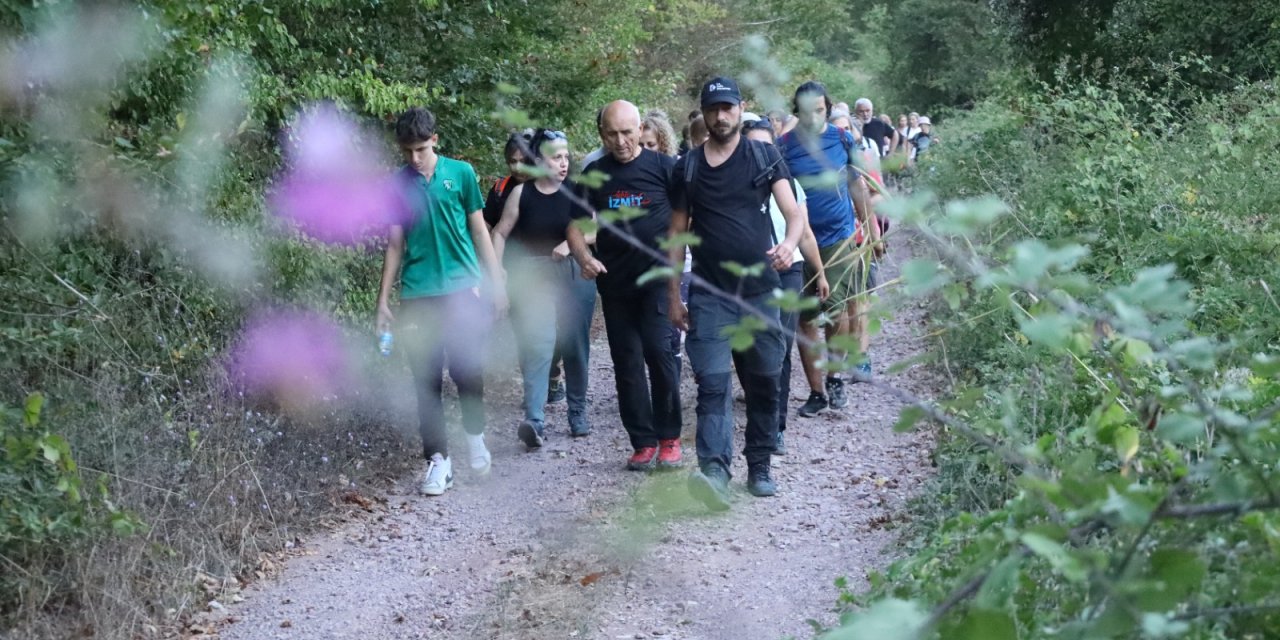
854, 98, 873, 111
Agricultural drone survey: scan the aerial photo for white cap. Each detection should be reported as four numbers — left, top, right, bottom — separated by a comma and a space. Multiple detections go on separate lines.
918, 116, 931, 125
742, 111, 761, 123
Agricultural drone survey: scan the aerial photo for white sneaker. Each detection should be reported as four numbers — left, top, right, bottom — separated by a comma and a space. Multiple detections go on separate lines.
420, 454, 453, 496
467, 433, 491, 476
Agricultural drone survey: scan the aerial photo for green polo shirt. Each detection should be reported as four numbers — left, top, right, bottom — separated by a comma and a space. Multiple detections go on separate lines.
398, 157, 486, 299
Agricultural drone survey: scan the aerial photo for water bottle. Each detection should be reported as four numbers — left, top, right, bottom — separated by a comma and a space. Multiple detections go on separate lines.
378, 331, 393, 357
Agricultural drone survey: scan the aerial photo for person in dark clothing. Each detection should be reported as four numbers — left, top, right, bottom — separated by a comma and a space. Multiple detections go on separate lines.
668, 76, 805, 510
569, 100, 685, 472
492, 129, 597, 449
482, 131, 533, 229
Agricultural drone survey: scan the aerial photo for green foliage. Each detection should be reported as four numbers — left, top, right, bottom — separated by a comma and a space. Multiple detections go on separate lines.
832, 68, 1280, 638
0, 394, 141, 607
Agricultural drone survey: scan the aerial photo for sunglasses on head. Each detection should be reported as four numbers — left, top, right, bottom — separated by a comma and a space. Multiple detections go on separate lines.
540, 130, 567, 142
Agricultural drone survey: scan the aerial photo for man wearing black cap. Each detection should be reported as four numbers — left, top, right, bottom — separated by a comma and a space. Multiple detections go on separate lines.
666, 76, 805, 510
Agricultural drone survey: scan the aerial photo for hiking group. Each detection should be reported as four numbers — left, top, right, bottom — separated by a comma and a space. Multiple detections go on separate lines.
374, 76, 937, 511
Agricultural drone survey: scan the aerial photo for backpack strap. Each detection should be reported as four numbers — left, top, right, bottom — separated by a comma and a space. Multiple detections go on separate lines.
682, 146, 703, 212
746, 139, 779, 188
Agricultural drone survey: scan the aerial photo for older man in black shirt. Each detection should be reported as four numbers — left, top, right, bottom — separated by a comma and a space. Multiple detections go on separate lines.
569, 100, 684, 472
667, 77, 805, 510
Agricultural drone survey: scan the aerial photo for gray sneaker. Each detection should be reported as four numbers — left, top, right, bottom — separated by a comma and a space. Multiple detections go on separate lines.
773, 431, 787, 456
517, 420, 544, 450
797, 391, 828, 417
688, 464, 731, 512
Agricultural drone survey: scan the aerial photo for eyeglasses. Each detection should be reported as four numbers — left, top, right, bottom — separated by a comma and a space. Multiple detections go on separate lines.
541, 130, 567, 142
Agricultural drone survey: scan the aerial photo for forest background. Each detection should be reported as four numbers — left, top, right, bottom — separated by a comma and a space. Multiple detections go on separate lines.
2, 0, 1280, 638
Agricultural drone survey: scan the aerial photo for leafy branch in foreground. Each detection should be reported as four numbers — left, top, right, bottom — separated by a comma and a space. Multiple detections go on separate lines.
821, 190, 1280, 639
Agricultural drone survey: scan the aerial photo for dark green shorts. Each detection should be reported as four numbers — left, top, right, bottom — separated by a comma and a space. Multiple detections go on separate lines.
801, 240, 877, 322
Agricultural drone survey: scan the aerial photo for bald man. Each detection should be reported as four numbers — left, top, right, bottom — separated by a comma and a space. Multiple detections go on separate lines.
568, 100, 685, 472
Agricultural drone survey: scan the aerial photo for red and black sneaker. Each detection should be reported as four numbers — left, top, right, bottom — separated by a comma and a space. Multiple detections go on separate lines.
626, 446, 658, 471
657, 439, 683, 469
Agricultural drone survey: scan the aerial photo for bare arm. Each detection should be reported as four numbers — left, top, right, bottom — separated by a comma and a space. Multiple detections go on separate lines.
667, 207, 691, 331
567, 216, 607, 279
469, 208, 509, 316
766, 179, 803, 271
376, 225, 405, 333
490, 183, 522, 264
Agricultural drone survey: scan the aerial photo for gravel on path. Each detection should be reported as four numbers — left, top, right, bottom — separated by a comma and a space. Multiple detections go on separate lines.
217, 236, 939, 640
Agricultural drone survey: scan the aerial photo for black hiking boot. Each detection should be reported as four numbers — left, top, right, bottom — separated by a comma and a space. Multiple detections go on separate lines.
746, 463, 777, 497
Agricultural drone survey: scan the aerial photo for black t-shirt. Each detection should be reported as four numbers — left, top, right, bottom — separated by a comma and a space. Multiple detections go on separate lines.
670, 140, 790, 297
861, 119, 895, 156
509, 182, 579, 258
574, 149, 677, 295
482, 176, 518, 228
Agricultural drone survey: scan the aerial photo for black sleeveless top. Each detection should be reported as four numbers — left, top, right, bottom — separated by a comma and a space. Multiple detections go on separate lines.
510, 181, 576, 257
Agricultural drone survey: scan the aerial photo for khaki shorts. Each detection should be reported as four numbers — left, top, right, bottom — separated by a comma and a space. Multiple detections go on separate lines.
801, 239, 877, 322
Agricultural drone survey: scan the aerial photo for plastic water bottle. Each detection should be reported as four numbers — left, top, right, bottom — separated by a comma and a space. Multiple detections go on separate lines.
378, 331, 393, 357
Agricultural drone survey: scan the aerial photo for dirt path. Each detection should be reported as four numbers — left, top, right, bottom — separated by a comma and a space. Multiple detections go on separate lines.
217, 239, 938, 640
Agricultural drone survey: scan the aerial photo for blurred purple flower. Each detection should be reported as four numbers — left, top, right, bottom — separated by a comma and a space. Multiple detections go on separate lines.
226, 309, 351, 407
270, 105, 409, 244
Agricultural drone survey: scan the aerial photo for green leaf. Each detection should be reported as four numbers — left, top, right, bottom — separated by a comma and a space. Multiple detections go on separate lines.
113, 136, 134, 149
41, 439, 61, 463
893, 406, 928, 433
658, 232, 703, 250
1249, 353, 1280, 378
975, 553, 1022, 609
720, 261, 765, 278
1101, 485, 1154, 525
1155, 413, 1204, 444
575, 169, 610, 189
635, 266, 678, 287
936, 196, 1008, 235
901, 258, 950, 295
24, 392, 44, 427
953, 609, 1018, 640
1113, 426, 1140, 465
1018, 313, 1074, 349
821, 598, 926, 640
1020, 532, 1087, 582
720, 315, 767, 352
1149, 548, 1205, 596
570, 218, 599, 236
768, 288, 820, 312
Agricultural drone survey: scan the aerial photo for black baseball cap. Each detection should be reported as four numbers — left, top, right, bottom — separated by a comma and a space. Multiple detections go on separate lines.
700, 76, 742, 109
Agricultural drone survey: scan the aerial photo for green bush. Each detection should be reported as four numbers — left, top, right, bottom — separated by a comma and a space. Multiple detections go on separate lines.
832, 70, 1280, 638
0, 393, 141, 608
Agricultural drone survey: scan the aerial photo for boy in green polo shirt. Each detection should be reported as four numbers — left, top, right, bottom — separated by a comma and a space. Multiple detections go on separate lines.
376, 107, 508, 496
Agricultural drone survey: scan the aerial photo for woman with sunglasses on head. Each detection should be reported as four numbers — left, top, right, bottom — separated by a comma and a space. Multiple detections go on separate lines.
492, 129, 597, 449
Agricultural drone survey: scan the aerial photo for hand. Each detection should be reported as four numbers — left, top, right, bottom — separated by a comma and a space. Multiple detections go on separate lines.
669, 297, 689, 332
551, 243, 571, 262
376, 302, 395, 334
491, 288, 510, 319
580, 257, 608, 280
766, 241, 796, 272
816, 275, 831, 301
874, 241, 886, 258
